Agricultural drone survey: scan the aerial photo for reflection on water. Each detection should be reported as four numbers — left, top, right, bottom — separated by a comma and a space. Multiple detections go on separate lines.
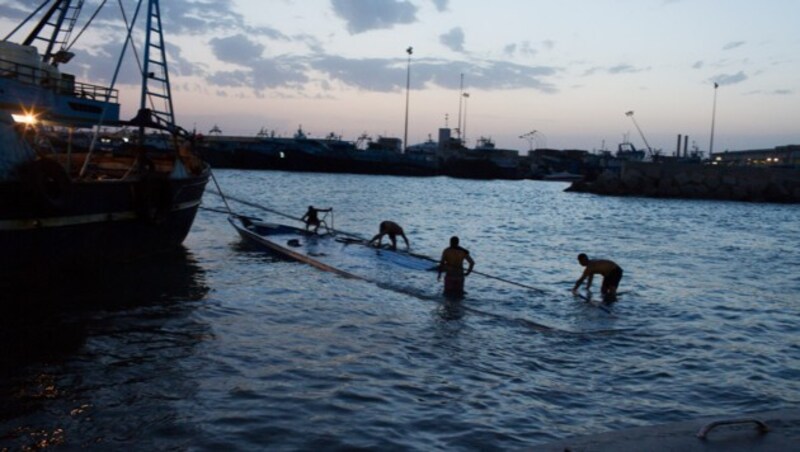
0, 248, 208, 366
0, 249, 209, 449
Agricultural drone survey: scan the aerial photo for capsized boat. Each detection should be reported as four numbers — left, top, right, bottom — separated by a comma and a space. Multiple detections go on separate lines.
226, 213, 613, 334
228, 215, 437, 287
0, 0, 210, 277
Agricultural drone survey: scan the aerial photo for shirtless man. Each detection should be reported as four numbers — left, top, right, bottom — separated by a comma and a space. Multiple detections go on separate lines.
301, 205, 331, 234
572, 253, 623, 298
437, 236, 475, 297
367, 220, 409, 251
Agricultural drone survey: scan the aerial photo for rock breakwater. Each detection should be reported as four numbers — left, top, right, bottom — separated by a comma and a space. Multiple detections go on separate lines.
566, 161, 800, 203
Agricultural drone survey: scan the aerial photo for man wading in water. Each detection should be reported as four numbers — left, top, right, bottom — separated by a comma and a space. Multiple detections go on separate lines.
572, 253, 623, 300
437, 236, 475, 298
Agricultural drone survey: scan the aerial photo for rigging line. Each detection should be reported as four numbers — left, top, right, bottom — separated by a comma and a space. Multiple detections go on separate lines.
81, 0, 146, 177
115, 0, 148, 108
209, 170, 233, 214
396, 251, 548, 294
2, 0, 49, 41
206, 188, 300, 222
65, 0, 108, 52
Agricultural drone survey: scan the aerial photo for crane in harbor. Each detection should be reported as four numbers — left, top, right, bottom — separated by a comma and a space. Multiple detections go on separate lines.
625, 111, 659, 158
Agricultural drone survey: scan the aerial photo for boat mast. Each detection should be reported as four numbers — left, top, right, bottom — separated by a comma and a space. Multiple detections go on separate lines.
21, 0, 84, 67
138, 0, 177, 141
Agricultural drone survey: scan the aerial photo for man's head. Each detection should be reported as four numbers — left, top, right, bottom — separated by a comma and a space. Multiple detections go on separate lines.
577, 253, 588, 266
450, 236, 459, 247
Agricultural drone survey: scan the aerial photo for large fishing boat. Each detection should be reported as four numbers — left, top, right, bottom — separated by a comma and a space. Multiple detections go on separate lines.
0, 0, 209, 277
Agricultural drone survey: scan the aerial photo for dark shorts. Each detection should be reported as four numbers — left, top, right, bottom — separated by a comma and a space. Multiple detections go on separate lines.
444, 274, 465, 296
602, 267, 623, 293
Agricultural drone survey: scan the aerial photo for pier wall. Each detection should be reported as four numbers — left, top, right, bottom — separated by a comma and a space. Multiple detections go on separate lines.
567, 161, 800, 203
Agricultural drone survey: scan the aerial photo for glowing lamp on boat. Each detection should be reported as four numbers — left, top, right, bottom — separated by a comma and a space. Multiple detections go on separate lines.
11, 112, 37, 125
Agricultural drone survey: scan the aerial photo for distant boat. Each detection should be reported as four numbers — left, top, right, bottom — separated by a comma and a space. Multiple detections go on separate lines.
0, 0, 209, 277
197, 129, 439, 176
615, 141, 646, 161
543, 171, 584, 182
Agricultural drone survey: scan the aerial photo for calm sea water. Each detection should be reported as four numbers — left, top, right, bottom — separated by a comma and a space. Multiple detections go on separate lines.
2, 169, 799, 450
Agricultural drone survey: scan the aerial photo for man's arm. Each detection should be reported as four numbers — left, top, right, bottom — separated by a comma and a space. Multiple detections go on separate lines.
465, 254, 475, 276
437, 251, 447, 280
401, 233, 410, 249
585, 274, 594, 290
572, 269, 589, 292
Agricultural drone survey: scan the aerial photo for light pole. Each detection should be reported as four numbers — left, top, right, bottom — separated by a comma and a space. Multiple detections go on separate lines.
462, 92, 469, 146
403, 46, 413, 152
457, 73, 464, 141
709, 82, 719, 160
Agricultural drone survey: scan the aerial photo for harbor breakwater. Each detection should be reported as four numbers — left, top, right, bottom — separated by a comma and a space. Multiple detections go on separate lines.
567, 161, 800, 203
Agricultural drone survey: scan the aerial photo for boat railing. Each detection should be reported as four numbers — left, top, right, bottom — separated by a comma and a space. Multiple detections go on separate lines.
0, 56, 118, 103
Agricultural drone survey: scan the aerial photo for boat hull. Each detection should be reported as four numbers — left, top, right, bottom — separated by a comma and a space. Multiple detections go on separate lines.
0, 172, 209, 276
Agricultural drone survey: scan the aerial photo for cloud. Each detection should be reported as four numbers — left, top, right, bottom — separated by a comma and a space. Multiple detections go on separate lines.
431, 0, 449, 12
710, 71, 747, 86
331, 0, 418, 34
313, 55, 405, 91
159, 0, 287, 39
440, 27, 465, 52
722, 41, 745, 51
0, 3, 29, 23
583, 64, 649, 76
692, 60, 703, 69
209, 34, 265, 65
608, 64, 645, 74
503, 41, 531, 58
209, 56, 310, 90
309, 55, 558, 93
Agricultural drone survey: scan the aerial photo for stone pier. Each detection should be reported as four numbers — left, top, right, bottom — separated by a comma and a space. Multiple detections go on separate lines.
566, 161, 800, 203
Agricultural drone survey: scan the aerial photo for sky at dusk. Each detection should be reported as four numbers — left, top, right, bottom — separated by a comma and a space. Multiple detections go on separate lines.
1, 0, 799, 153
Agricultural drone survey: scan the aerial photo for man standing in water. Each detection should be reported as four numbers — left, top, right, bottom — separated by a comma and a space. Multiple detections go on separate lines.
367, 220, 410, 251
437, 236, 475, 297
572, 253, 623, 299
301, 205, 331, 234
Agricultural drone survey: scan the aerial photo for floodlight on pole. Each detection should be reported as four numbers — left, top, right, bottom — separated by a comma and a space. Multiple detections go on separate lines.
403, 46, 413, 152
709, 82, 719, 160
462, 92, 469, 145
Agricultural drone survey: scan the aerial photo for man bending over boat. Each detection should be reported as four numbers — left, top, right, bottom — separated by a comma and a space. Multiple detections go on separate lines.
438, 236, 475, 298
572, 253, 623, 299
368, 221, 410, 251
302, 205, 331, 234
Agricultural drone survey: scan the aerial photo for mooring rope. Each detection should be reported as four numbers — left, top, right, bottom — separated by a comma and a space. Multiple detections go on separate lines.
205, 188, 364, 240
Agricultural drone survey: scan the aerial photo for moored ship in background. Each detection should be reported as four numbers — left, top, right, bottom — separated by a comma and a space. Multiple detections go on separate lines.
0, 0, 210, 278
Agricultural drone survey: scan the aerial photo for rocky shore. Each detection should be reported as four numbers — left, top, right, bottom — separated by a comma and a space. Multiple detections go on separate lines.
566, 161, 800, 203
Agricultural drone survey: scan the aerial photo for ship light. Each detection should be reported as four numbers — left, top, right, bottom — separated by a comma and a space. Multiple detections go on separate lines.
11, 113, 37, 125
